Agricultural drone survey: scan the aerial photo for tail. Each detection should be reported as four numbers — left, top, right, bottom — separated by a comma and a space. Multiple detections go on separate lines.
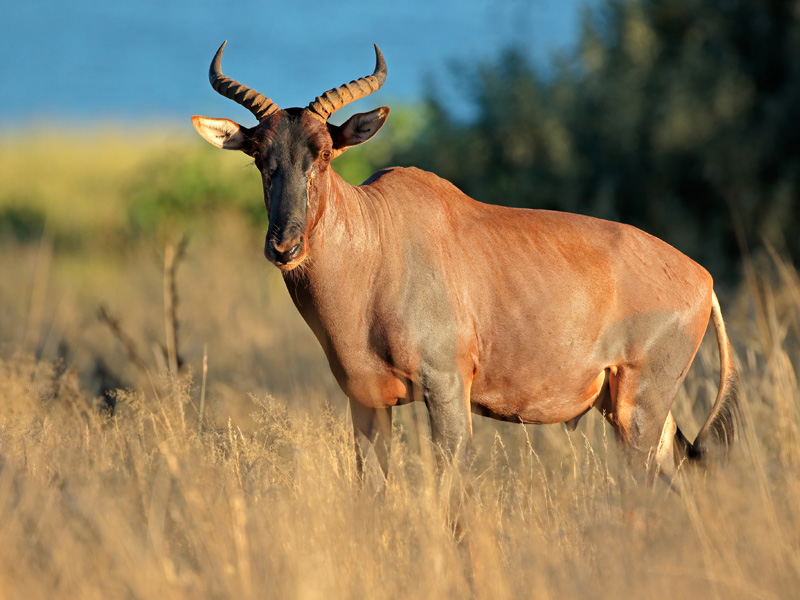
675, 291, 740, 465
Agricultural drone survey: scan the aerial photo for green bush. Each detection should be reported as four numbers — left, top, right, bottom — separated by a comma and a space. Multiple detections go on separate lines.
0, 203, 46, 242
126, 147, 263, 237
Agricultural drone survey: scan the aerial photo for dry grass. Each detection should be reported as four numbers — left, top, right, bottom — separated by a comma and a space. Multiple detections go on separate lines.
1, 134, 799, 599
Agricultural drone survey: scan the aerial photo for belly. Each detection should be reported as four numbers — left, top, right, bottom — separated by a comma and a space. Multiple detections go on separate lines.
470, 366, 607, 425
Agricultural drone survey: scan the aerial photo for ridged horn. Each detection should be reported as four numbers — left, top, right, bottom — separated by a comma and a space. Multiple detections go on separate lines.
307, 44, 387, 120
208, 41, 279, 121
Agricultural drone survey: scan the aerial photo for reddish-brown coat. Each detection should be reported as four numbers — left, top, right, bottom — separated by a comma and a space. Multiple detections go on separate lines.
292, 163, 712, 428
192, 43, 738, 483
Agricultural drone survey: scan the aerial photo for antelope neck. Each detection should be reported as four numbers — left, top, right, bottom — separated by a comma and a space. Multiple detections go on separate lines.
304, 168, 385, 267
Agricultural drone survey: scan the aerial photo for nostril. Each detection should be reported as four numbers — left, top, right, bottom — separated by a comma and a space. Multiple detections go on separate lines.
269, 239, 303, 264
268, 240, 281, 259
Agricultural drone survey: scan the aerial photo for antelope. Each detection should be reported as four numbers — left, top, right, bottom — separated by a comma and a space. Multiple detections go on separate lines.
192, 42, 738, 488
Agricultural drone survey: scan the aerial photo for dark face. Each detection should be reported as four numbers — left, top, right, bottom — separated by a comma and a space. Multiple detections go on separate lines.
192, 105, 389, 271
254, 109, 334, 271
192, 42, 390, 271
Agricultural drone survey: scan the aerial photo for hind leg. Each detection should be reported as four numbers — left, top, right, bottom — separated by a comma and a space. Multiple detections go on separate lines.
654, 410, 689, 490
605, 366, 688, 487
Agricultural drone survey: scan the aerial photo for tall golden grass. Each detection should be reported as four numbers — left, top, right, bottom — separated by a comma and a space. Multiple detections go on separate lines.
0, 134, 798, 598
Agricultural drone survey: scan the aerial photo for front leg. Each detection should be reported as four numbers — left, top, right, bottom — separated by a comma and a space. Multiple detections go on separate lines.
349, 399, 392, 493
423, 368, 473, 471
423, 367, 475, 555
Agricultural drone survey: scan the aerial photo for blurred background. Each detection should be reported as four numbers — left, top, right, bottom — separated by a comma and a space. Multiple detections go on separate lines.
1, 0, 799, 404
2, 0, 798, 280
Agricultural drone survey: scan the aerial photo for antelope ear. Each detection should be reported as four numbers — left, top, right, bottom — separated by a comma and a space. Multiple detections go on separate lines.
330, 107, 389, 150
191, 116, 252, 152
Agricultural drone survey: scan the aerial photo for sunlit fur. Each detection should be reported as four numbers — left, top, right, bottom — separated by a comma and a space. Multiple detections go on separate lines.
192, 50, 739, 494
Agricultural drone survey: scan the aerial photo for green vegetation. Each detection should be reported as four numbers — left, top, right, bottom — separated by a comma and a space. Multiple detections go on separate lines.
126, 147, 263, 235
0, 111, 420, 248
0, 204, 46, 242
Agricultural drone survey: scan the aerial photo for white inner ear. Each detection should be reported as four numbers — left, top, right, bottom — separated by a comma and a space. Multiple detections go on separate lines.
191, 116, 248, 150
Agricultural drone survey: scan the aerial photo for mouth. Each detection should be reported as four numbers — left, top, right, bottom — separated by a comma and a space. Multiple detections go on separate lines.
265, 234, 309, 271
274, 254, 308, 272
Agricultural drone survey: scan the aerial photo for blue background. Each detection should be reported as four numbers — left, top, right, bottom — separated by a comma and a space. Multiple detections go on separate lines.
0, 0, 588, 128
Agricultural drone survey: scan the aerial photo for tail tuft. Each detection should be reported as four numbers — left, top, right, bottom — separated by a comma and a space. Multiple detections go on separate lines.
676, 292, 740, 466
690, 369, 739, 463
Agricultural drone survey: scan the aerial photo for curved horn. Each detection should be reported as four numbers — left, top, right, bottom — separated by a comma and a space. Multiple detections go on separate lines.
208, 41, 279, 121
307, 44, 387, 120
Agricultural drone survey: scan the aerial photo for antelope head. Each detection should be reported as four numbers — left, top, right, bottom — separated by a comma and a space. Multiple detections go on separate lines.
192, 42, 390, 271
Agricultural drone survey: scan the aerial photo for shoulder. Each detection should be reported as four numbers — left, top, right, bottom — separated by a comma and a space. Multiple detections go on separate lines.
361, 166, 457, 189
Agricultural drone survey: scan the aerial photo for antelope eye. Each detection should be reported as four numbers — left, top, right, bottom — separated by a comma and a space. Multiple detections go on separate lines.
321, 150, 332, 161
